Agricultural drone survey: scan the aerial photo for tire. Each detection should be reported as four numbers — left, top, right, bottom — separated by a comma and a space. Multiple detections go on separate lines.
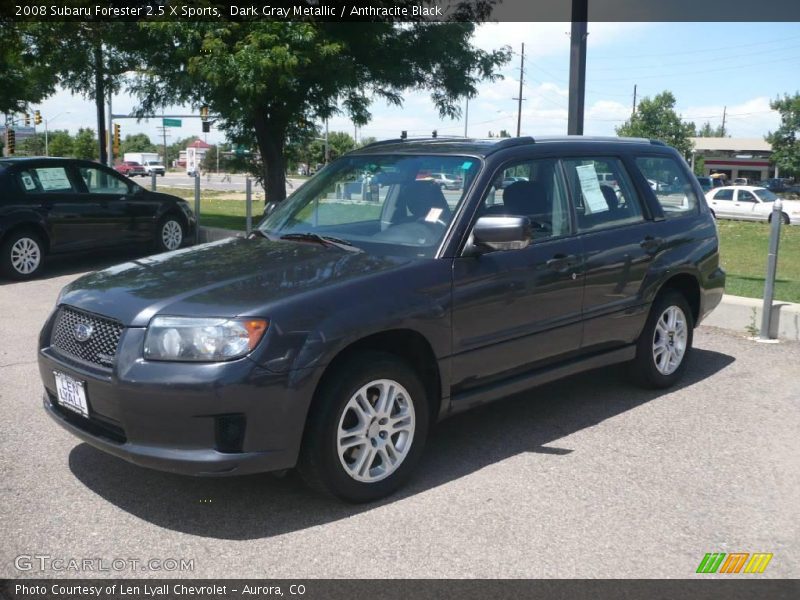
154, 215, 185, 252
297, 352, 430, 503
630, 291, 694, 389
768, 212, 790, 225
1, 230, 45, 280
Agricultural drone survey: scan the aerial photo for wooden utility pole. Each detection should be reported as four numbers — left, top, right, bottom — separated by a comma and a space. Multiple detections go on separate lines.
721, 106, 727, 137
514, 43, 525, 137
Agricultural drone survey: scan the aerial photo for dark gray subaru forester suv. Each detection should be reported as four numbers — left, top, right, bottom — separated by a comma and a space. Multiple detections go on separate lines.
38, 136, 725, 502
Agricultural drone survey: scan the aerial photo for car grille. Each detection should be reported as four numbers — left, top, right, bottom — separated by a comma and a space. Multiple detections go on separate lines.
51, 306, 124, 368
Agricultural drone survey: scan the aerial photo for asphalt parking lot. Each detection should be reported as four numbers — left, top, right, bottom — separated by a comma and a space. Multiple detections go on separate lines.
1, 254, 798, 579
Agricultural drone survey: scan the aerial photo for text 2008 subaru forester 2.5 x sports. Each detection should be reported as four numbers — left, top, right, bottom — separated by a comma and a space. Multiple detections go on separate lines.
39, 136, 724, 502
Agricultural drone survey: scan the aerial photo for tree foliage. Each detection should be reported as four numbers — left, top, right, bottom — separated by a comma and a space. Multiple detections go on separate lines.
0, 23, 57, 113
766, 93, 800, 178
695, 121, 727, 137
47, 130, 74, 157
73, 128, 98, 160
616, 91, 695, 157
127, 17, 509, 202
120, 133, 158, 155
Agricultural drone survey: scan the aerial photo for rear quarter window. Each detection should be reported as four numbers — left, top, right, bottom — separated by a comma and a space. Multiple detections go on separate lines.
634, 156, 699, 218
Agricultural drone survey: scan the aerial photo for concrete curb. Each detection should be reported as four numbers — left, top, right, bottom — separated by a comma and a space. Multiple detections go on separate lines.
197, 226, 800, 341
702, 294, 800, 341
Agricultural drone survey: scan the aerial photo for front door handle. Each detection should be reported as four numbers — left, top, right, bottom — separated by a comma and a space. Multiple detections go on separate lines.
640, 236, 663, 251
546, 254, 578, 270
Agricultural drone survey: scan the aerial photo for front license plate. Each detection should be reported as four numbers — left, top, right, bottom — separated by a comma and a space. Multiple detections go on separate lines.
53, 371, 89, 418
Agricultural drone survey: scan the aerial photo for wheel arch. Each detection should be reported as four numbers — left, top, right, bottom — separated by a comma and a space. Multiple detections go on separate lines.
655, 272, 701, 326
307, 328, 443, 426
1, 220, 50, 253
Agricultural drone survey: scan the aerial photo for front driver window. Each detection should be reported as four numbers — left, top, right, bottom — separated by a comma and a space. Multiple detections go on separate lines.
480, 158, 571, 239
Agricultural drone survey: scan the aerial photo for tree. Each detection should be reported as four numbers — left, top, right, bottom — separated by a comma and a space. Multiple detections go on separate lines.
766, 93, 800, 178
0, 23, 57, 114
73, 128, 98, 160
616, 91, 695, 157
359, 136, 378, 148
18, 133, 46, 156
695, 122, 727, 137
128, 17, 509, 202
48, 130, 74, 157
308, 131, 356, 165
120, 133, 157, 155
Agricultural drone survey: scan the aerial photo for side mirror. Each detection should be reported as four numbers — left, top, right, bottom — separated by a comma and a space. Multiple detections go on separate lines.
470, 215, 532, 253
263, 200, 280, 217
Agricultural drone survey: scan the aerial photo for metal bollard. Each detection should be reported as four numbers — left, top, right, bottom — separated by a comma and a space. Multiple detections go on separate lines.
759, 199, 783, 340
245, 177, 252, 235
194, 171, 201, 244
151, 172, 157, 192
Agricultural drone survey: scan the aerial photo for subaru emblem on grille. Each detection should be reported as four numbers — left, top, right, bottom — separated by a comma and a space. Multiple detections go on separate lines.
73, 323, 94, 342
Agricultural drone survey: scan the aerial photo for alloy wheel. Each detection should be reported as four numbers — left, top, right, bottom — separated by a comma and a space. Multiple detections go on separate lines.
652, 305, 688, 375
10, 237, 41, 275
161, 220, 183, 250
337, 379, 416, 483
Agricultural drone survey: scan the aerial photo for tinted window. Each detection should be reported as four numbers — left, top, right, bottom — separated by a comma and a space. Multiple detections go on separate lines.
16, 167, 75, 194
480, 158, 571, 239
562, 157, 644, 232
79, 166, 130, 194
635, 156, 699, 218
713, 189, 734, 201
754, 189, 778, 202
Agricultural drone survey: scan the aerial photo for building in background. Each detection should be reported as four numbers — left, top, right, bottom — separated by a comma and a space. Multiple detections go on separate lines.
690, 137, 775, 183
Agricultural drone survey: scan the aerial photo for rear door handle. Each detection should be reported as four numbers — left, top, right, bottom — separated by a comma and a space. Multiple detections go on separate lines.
546, 254, 578, 270
640, 236, 663, 251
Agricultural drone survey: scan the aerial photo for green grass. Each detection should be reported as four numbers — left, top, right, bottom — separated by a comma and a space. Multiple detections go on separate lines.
717, 220, 800, 303
181, 191, 800, 303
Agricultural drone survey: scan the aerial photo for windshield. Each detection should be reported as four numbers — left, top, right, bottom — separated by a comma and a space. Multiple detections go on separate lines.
260, 153, 480, 257
754, 188, 778, 202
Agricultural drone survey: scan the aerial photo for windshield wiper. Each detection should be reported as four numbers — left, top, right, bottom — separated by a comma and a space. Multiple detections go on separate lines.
279, 232, 363, 253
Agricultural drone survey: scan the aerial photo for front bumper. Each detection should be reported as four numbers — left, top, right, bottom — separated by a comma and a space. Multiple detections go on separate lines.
38, 324, 317, 477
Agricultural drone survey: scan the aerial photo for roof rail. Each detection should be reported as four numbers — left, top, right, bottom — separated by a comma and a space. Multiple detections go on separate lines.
358, 135, 469, 150
649, 139, 667, 146
487, 136, 536, 152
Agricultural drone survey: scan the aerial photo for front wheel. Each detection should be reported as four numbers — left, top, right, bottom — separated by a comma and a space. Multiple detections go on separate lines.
1, 231, 45, 280
155, 216, 185, 252
298, 353, 430, 502
630, 291, 694, 389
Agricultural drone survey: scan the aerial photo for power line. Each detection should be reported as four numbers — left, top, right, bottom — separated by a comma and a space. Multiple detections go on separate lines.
589, 34, 800, 60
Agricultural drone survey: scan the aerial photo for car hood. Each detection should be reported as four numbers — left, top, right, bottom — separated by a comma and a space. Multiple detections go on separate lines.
59, 237, 419, 327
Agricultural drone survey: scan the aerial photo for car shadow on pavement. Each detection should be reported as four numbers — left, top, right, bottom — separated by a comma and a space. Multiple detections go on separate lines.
0, 248, 148, 286
68, 348, 735, 540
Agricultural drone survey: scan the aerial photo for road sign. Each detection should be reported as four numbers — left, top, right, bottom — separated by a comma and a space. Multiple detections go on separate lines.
162, 118, 182, 127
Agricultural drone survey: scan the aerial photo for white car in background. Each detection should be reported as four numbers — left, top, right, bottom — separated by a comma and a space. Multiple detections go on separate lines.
705, 186, 799, 225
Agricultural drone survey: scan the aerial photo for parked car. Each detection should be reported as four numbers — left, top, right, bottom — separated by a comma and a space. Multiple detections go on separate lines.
429, 172, 462, 189
733, 177, 749, 186
38, 136, 724, 502
114, 161, 146, 177
0, 157, 196, 280
705, 185, 799, 225
759, 178, 797, 194
696, 176, 714, 193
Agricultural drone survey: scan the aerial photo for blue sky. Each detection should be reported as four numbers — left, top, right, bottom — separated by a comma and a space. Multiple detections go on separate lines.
34, 22, 800, 145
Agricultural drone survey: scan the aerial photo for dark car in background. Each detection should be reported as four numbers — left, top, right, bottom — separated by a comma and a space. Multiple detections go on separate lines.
0, 157, 196, 280
38, 136, 724, 502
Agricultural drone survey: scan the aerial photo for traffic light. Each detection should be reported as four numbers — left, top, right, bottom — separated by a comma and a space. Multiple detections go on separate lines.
202, 121, 210, 133
6, 128, 15, 154
24, 113, 30, 126
432, 130, 438, 138
200, 106, 209, 120
112, 123, 121, 152
34, 110, 42, 125
400, 130, 407, 139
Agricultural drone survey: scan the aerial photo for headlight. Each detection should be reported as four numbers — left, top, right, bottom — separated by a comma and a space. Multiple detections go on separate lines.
144, 316, 268, 362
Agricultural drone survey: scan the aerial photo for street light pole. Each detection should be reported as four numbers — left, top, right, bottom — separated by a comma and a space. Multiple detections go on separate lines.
44, 111, 71, 157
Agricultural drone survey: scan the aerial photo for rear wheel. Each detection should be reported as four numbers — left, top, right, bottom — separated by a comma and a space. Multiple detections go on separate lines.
768, 212, 790, 225
630, 291, 694, 389
1, 231, 45, 280
298, 353, 429, 502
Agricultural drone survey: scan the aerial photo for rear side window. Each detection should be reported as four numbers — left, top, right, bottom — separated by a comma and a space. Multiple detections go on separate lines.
635, 156, 699, 218
562, 157, 644, 232
16, 167, 75, 194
